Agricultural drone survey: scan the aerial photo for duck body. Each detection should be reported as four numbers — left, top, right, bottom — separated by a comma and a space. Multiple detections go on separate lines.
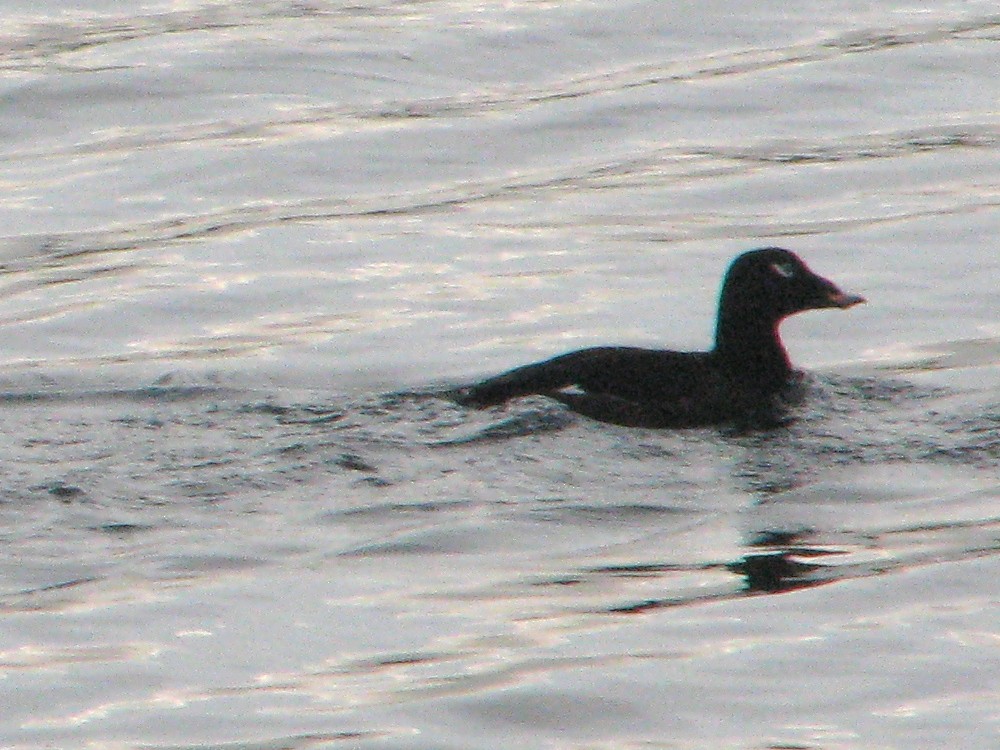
456, 248, 865, 428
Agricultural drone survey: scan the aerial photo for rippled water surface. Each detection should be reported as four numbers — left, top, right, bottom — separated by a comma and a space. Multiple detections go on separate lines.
0, 2, 998, 748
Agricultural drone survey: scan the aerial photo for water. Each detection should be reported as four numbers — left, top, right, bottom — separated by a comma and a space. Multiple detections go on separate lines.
0, 1, 998, 748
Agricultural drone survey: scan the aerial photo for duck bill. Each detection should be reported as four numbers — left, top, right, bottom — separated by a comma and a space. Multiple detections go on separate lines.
828, 289, 866, 309
813, 275, 866, 309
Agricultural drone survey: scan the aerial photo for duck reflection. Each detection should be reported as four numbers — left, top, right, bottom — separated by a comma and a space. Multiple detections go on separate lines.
728, 550, 830, 594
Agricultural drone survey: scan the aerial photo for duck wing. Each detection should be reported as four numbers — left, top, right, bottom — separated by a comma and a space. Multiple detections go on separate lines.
457, 346, 722, 408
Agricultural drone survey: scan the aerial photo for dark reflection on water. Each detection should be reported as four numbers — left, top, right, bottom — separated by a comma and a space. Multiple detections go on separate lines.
730, 550, 832, 594
595, 548, 842, 612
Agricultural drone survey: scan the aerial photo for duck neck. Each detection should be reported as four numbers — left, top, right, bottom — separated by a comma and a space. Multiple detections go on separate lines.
713, 311, 792, 390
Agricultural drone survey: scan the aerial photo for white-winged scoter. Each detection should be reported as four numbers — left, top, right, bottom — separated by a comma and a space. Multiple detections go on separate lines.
455, 247, 865, 428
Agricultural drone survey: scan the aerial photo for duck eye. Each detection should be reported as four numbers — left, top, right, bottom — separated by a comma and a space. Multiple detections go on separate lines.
770, 261, 796, 279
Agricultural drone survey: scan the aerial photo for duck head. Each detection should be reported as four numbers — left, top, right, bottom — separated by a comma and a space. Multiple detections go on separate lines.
718, 247, 865, 323
713, 247, 865, 370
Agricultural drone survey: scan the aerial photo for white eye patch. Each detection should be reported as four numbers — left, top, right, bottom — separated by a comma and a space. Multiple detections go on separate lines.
770, 261, 796, 279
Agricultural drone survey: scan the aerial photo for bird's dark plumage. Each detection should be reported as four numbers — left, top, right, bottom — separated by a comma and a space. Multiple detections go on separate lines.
455, 248, 865, 428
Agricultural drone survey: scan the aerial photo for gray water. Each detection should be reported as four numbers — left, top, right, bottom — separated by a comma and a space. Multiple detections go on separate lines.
0, 2, 998, 748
